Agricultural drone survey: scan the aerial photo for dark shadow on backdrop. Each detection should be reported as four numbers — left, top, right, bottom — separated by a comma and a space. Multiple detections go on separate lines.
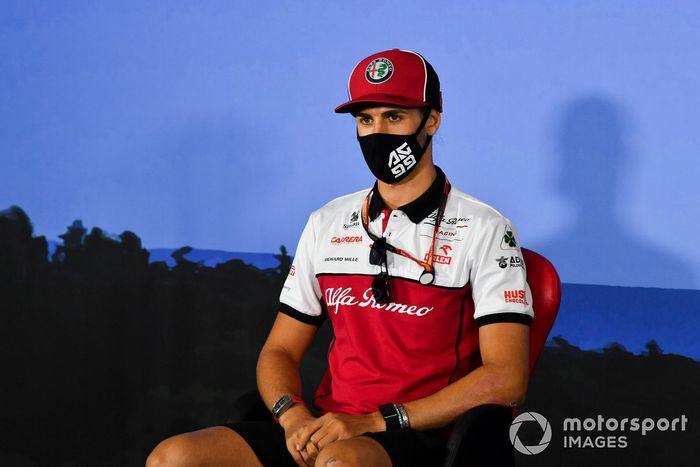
534, 96, 695, 289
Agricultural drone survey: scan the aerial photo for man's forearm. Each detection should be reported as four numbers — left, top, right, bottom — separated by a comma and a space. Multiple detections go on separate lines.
403, 363, 527, 431
256, 347, 305, 412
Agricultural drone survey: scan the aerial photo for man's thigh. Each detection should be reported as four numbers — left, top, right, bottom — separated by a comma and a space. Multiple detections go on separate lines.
220, 421, 297, 467
314, 429, 447, 467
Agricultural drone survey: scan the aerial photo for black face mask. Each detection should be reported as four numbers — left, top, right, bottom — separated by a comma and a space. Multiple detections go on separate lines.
357, 110, 432, 184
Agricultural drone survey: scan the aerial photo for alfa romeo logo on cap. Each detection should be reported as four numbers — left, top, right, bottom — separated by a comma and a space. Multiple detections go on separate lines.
365, 58, 394, 84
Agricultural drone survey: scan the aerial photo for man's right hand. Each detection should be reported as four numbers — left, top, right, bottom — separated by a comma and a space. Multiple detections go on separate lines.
280, 404, 318, 466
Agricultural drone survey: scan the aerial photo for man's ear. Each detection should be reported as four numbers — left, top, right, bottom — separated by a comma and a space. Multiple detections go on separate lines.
426, 109, 441, 136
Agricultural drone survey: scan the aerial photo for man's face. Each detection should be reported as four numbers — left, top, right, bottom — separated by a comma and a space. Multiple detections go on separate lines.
354, 106, 427, 138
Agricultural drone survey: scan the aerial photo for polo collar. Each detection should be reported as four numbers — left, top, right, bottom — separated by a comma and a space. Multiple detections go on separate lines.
368, 165, 446, 224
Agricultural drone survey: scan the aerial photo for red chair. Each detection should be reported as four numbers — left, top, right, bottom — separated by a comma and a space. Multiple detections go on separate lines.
522, 248, 562, 376
441, 248, 562, 467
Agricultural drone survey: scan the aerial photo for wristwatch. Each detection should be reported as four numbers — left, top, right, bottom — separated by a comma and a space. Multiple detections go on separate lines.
379, 403, 410, 430
271, 394, 303, 422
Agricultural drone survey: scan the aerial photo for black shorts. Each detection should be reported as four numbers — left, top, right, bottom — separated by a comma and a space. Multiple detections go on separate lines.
220, 420, 447, 467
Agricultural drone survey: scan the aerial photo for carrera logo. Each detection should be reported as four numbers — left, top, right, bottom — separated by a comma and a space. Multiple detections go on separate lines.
388, 142, 417, 178
504, 289, 528, 305
330, 235, 363, 245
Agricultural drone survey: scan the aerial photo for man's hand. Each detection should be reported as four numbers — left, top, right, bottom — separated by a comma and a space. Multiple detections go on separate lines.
293, 411, 384, 464
280, 404, 318, 466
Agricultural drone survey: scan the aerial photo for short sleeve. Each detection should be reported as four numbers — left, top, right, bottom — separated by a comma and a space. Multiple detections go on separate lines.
279, 214, 326, 326
468, 216, 534, 327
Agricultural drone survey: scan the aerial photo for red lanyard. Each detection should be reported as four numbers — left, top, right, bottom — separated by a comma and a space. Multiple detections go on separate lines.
360, 178, 451, 285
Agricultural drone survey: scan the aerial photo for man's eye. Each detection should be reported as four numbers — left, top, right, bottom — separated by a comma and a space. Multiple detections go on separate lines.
387, 114, 401, 122
360, 117, 372, 125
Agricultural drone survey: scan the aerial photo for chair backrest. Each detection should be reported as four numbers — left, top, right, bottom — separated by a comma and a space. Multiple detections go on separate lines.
521, 248, 562, 374
442, 250, 561, 466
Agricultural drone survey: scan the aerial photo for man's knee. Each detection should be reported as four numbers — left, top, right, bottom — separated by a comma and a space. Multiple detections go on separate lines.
315, 440, 361, 467
315, 438, 391, 467
146, 434, 198, 467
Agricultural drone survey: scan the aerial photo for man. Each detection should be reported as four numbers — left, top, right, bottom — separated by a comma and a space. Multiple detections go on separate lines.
147, 49, 532, 467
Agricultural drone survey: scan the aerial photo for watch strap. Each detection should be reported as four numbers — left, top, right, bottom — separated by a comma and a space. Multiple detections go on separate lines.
379, 403, 402, 431
272, 394, 304, 423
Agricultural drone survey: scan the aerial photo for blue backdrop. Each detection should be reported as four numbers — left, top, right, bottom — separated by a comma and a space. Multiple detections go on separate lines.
2, 2, 699, 290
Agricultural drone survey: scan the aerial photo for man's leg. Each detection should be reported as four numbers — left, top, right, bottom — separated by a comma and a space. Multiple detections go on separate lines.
146, 426, 263, 467
314, 437, 392, 467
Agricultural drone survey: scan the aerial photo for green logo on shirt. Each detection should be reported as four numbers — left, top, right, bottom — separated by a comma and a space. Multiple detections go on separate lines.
503, 230, 517, 247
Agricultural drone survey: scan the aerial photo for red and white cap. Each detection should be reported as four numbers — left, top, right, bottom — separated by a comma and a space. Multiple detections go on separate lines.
335, 49, 442, 114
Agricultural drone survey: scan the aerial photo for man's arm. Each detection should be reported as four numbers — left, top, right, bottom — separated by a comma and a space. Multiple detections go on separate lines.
257, 312, 327, 466
256, 312, 319, 427
402, 321, 529, 430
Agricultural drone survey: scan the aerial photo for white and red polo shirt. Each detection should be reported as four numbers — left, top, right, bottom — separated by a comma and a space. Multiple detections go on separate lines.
279, 166, 533, 415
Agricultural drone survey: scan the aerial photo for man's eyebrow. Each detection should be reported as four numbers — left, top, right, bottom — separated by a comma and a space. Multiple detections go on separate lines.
354, 109, 407, 118
382, 109, 407, 116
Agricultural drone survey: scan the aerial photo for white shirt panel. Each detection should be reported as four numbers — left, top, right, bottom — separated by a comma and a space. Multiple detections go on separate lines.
279, 185, 533, 323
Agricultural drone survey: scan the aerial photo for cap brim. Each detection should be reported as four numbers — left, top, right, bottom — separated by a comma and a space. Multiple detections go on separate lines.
334, 94, 430, 114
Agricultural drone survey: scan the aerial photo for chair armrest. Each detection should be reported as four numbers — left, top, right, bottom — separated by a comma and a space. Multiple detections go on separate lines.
442, 404, 515, 467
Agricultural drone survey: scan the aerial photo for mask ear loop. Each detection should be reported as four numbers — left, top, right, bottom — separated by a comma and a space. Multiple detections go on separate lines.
413, 108, 433, 155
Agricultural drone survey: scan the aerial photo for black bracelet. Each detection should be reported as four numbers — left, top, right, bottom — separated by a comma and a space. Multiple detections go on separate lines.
379, 403, 402, 431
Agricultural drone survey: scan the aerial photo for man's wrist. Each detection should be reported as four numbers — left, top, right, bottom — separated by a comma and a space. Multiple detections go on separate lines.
278, 403, 310, 430
272, 394, 304, 421
368, 411, 386, 432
